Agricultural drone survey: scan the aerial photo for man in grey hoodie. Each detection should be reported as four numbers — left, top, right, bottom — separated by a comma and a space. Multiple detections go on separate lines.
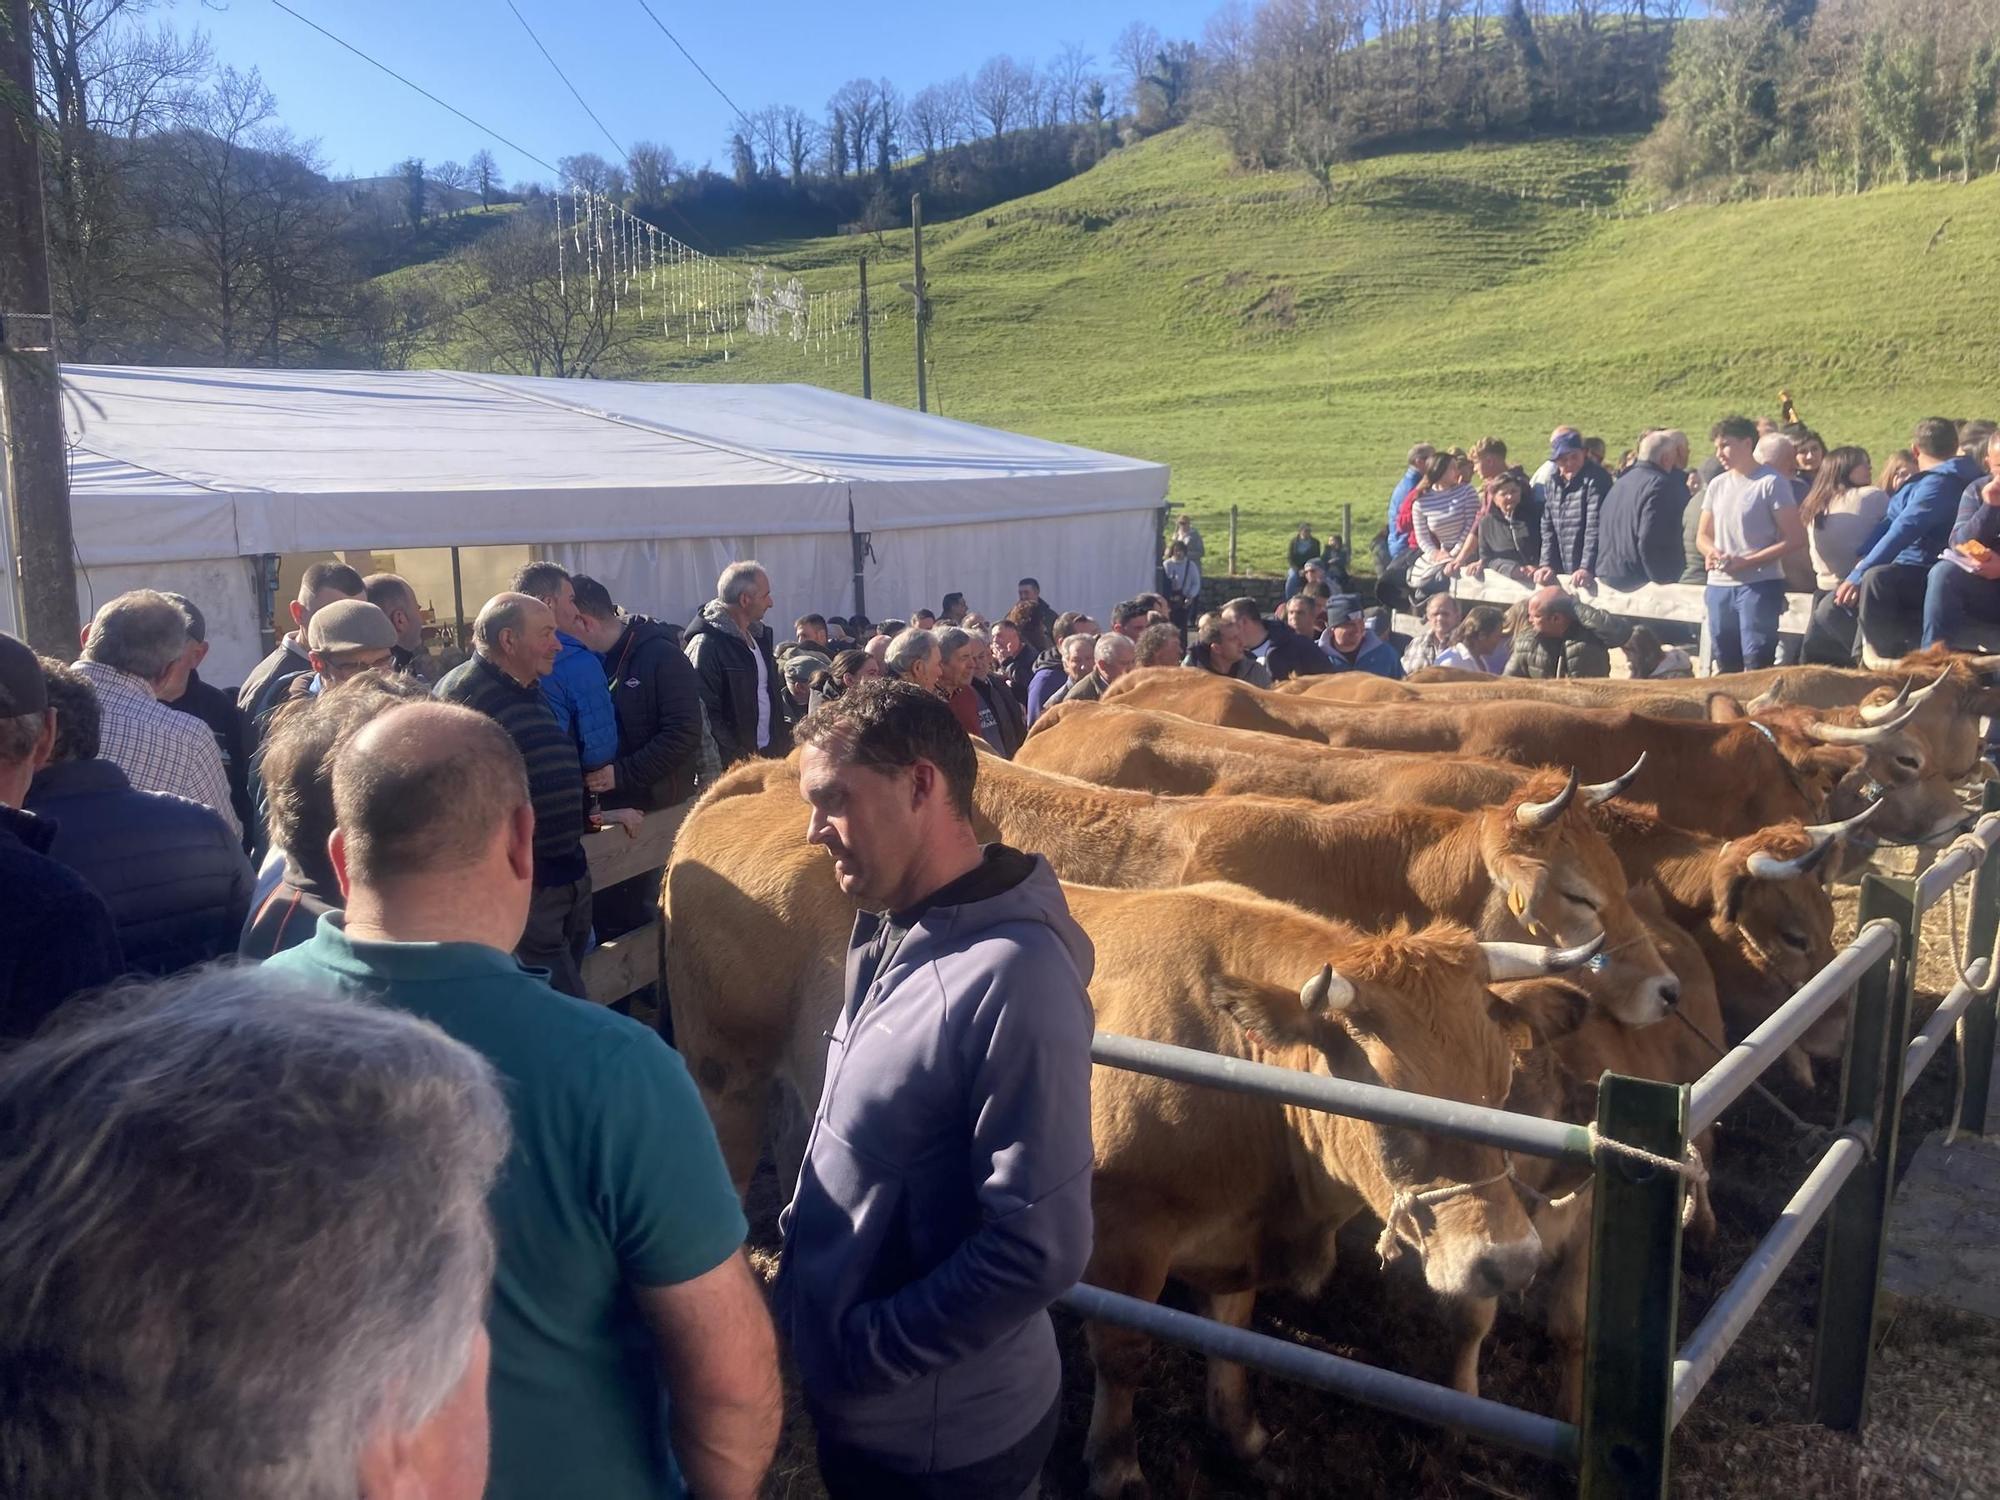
784, 679, 1096, 1499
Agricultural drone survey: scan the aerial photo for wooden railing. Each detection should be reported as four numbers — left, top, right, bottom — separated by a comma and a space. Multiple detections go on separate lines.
579, 803, 689, 1006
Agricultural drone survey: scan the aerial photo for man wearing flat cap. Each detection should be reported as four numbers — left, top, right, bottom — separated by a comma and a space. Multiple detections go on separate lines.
0, 630, 123, 1040
284, 599, 400, 702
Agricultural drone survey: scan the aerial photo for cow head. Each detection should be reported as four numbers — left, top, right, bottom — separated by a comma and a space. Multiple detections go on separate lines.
1208, 924, 1602, 1299
1477, 770, 1682, 1027
1709, 813, 1865, 1057
1707, 694, 1867, 813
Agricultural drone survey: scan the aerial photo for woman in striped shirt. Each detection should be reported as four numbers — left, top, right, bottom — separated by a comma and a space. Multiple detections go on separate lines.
1408, 449, 1482, 591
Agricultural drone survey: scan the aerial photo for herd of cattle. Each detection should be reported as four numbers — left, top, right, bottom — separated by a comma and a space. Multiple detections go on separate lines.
660, 645, 2000, 1499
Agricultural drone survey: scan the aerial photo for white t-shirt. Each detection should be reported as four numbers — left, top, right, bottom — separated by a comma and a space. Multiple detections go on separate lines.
1701, 465, 1796, 586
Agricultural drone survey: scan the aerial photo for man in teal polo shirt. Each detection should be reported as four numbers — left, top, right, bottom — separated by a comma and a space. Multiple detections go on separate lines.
266, 700, 781, 1500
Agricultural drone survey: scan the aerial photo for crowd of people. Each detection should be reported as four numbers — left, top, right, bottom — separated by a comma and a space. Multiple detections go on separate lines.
1359, 412, 2000, 678
6, 402, 1998, 1499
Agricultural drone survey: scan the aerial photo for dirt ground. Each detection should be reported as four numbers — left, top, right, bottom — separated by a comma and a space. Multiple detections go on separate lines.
741, 854, 2000, 1499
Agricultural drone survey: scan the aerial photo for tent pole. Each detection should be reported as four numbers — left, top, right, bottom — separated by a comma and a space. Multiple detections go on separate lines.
848, 494, 867, 622
450, 547, 466, 651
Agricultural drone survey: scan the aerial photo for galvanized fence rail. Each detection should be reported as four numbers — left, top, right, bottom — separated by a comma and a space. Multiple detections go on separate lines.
1068, 782, 2000, 1497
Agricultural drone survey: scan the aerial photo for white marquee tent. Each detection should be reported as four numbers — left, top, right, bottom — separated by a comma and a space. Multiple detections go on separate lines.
6, 365, 1170, 685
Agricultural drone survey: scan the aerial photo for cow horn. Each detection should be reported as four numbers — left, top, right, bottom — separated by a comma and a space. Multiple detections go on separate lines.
1479, 930, 1607, 982
1746, 687, 1781, 712
1515, 768, 1580, 828
1802, 701, 1919, 744
1904, 667, 1953, 706
1857, 679, 1912, 724
1299, 963, 1356, 1014
1582, 753, 1647, 805
1968, 653, 2000, 674
1746, 802, 1884, 880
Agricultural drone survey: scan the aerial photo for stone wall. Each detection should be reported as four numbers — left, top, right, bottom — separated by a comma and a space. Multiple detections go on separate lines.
1195, 574, 1286, 615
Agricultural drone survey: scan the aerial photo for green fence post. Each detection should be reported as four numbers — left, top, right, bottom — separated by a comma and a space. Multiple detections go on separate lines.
1811, 874, 1917, 1430
1955, 782, 2000, 1137
1577, 1072, 1687, 1500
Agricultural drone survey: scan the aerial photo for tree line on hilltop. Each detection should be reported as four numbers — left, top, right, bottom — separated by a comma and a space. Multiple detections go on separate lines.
22, 0, 2000, 377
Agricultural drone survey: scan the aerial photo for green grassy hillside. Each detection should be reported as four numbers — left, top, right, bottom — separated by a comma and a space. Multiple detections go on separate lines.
408, 127, 2000, 573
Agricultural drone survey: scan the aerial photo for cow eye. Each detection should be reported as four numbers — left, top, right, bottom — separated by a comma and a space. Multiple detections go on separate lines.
1563, 890, 1600, 913
1893, 754, 1922, 773
1780, 930, 1810, 952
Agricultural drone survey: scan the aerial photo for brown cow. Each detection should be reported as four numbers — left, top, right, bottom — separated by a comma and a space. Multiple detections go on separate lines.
660, 759, 1605, 1497
967, 751, 1682, 1026
1019, 703, 1851, 1056
1093, 670, 1863, 837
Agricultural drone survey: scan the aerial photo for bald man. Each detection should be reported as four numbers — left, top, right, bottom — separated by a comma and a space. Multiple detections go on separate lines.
265, 701, 781, 1500
433, 593, 594, 996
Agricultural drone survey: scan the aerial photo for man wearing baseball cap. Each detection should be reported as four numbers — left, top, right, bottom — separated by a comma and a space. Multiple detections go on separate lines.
1536, 429, 1612, 590
0, 630, 123, 1040
1314, 593, 1405, 679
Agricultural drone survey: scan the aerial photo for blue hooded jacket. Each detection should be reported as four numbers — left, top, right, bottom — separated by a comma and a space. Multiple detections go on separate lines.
1317, 627, 1406, 679
778, 847, 1095, 1473
1847, 454, 1983, 581
540, 632, 618, 771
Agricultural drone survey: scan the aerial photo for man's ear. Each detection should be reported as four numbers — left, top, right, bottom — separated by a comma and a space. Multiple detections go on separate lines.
507, 801, 535, 881
329, 827, 353, 901
30, 709, 56, 773
907, 758, 937, 810
289, 599, 306, 629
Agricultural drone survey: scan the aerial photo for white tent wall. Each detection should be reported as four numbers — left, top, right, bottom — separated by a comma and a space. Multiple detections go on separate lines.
75, 556, 266, 686
546, 533, 849, 637
860, 508, 1161, 625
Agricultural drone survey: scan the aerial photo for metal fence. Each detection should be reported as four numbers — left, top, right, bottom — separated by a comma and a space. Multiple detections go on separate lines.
1063, 781, 2000, 1497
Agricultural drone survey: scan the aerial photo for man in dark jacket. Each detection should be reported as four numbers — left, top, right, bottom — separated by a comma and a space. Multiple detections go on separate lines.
786, 681, 1094, 1499
1504, 588, 1631, 680
1472, 469, 1543, 581
29, 660, 252, 976
685, 560, 792, 776
237, 561, 364, 742
1537, 432, 1612, 588
1833, 417, 1985, 661
1221, 597, 1330, 680
435, 593, 596, 998
992, 620, 1035, 708
568, 577, 702, 813
159, 594, 256, 848
0, 633, 122, 1040
1014, 578, 1059, 643
1595, 430, 1692, 591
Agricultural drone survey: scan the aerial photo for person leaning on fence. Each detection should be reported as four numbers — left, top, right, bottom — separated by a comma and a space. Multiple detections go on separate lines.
1468, 467, 1542, 583
785, 680, 1094, 1500
29, 658, 252, 977
434, 594, 598, 1000
0, 965, 510, 1500
1536, 430, 1610, 590
238, 560, 366, 739
0, 631, 122, 1040
1406, 450, 1482, 596
1698, 416, 1806, 674
685, 560, 792, 775
241, 671, 430, 960
1504, 586, 1629, 680
265, 700, 781, 1500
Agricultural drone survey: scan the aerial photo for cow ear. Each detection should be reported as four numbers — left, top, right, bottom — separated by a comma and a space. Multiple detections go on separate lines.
1489, 982, 1587, 1048
1206, 976, 1320, 1050
1707, 692, 1746, 723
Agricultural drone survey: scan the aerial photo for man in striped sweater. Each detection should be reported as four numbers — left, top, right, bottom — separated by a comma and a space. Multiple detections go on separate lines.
434, 593, 594, 998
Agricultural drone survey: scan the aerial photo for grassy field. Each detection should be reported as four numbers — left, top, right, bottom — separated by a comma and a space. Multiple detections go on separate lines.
405, 125, 2000, 576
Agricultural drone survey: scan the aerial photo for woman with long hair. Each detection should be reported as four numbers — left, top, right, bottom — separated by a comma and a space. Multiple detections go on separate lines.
808, 648, 881, 711
1799, 446, 1889, 664
1433, 604, 1510, 675
1003, 599, 1051, 659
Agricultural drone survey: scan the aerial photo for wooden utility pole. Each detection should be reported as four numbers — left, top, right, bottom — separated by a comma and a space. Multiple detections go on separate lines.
0, 0, 78, 654
909, 193, 927, 412
857, 254, 872, 400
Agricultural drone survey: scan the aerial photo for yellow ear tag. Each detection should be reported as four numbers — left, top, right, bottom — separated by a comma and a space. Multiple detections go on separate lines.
1508, 887, 1526, 918
1502, 1019, 1535, 1053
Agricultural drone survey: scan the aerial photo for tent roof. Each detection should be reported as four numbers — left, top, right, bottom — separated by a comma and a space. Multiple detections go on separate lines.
55, 365, 1169, 565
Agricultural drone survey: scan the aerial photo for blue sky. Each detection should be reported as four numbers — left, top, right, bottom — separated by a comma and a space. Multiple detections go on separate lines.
164, 0, 1222, 184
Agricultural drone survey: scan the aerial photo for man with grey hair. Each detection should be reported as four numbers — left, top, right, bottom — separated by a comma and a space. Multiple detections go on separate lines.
73, 589, 241, 841
0, 966, 509, 1500
685, 559, 789, 773
434, 593, 596, 996
1051, 630, 1137, 706
1597, 427, 1693, 591
269, 700, 780, 1500
884, 626, 941, 691
0, 630, 122, 1038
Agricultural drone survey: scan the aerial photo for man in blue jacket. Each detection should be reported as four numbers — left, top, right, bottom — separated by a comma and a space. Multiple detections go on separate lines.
784, 679, 1095, 1500
512, 561, 618, 780
1316, 593, 1405, 678
1833, 417, 1983, 661
1921, 457, 2000, 648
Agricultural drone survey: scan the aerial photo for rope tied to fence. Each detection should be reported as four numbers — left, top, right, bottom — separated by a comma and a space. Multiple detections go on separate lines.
1377, 1131, 1711, 1267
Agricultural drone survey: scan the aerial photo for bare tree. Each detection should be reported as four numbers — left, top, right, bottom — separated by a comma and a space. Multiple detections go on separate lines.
870, 78, 903, 177
907, 82, 958, 160
827, 77, 878, 177
1114, 21, 1163, 113
459, 204, 637, 378
557, 151, 614, 193
469, 147, 499, 208
1049, 41, 1098, 124
433, 159, 470, 211
771, 105, 817, 184
970, 54, 1035, 138
626, 139, 676, 205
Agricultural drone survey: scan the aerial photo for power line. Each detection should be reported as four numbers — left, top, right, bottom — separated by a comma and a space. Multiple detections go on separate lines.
267, 0, 561, 176
502, 0, 628, 163
632, 0, 752, 129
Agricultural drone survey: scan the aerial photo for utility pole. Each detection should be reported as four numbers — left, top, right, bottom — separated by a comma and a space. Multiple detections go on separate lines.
0, 0, 79, 655
857, 253, 871, 400
911, 194, 926, 412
